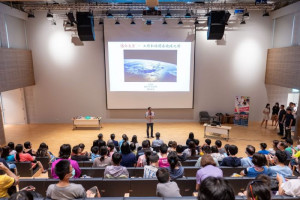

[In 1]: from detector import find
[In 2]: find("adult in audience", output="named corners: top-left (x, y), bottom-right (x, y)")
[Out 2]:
top-left (120, 142), bottom-right (136, 167)
top-left (137, 149), bottom-right (152, 167)
top-left (130, 135), bottom-right (139, 151)
top-left (167, 152), bottom-right (184, 180)
top-left (183, 141), bottom-right (198, 157)
top-left (0, 162), bottom-right (19, 198)
top-left (98, 133), bottom-right (104, 143)
top-left (158, 144), bottom-right (170, 168)
top-left (15, 144), bottom-right (46, 173)
top-left (282, 108), bottom-right (294, 139)
top-left (195, 146), bottom-right (219, 167)
top-left (107, 142), bottom-right (115, 157)
top-left (91, 146), bottom-right (100, 161)
top-left (186, 132), bottom-right (195, 146)
top-left (246, 180), bottom-right (271, 200)
top-left (176, 145), bottom-right (187, 162)
top-left (268, 150), bottom-right (292, 177)
top-left (156, 168), bottom-right (181, 197)
top-left (215, 140), bottom-right (226, 154)
top-left (196, 154), bottom-right (223, 191)
top-left (278, 105), bottom-right (286, 136)
top-left (198, 177), bottom-right (235, 200)
top-left (258, 143), bottom-right (270, 155)
top-left (271, 102), bottom-right (280, 126)
top-left (152, 132), bottom-right (164, 147)
top-left (241, 145), bottom-right (255, 167)
top-left (241, 153), bottom-right (268, 177)
top-left (36, 142), bottom-right (56, 162)
top-left (277, 141), bottom-right (291, 160)
top-left (51, 144), bottom-right (81, 179)
top-left (104, 153), bottom-right (129, 178)
top-left (119, 134), bottom-right (129, 150)
top-left (71, 145), bottom-right (89, 161)
top-left (144, 154), bottom-right (159, 178)
top-left (261, 103), bottom-right (270, 128)
top-left (277, 172), bottom-right (300, 197)
top-left (47, 160), bottom-right (92, 199)
top-left (7, 142), bottom-right (16, 156)
top-left (145, 107), bottom-right (155, 138)
top-left (107, 133), bottom-right (119, 149)
top-left (136, 140), bottom-right (151, 159)
top-left (220, 145), bottom-right (241, 167)
top-left (211, 145), bottom-right (225, 162)
top-left (23, 141), bottom-right (36, 156)
top-left (93, 146), bottom-right (112, 167)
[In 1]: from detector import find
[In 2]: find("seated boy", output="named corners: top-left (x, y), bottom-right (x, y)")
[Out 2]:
top-left (71, 145), bottom-right (89, 161)
top-left (104, 153), bottom-right (129, 178)
top-left (46, 159), bottom-right (88, 200)
top-left (144, 154), bottom-right (159, 178)
top-left (156, 168), bottom-right (181, 197)
top-left (220, 145), bottom-right (241, 167)
top-left (0, 162), bottom-right (19, 198)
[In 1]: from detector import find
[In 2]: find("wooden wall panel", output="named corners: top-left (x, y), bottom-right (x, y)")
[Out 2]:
top-left (0, 48), bottom-right (35, 92)
top-left (0, 106), bottom-right (6, 145)
top-left (265, 46), bottom-right (300, 89)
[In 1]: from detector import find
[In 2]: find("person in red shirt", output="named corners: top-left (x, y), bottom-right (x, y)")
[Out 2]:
top-left (15, 144), bottom-right (47, 173)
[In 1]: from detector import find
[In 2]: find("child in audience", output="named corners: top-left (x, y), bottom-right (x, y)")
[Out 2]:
top-left (156, 168), bottom-right (181, 197)
top-left (130, 135), bottom-right (139, 151)
top-left (198, 177), bottom-right (234, 200)
top-left (130, 143), bottom-right (137, 155)
top-left (7, 142), bottom-right (16, 156)
top-left (195, 146), bottom-right (219, 167)
top-left (137, 140), bottom-right (151, 159)
top-left (47, 160), bottom-right (95, 199)
top-left (23, 141), bottom-right (36, 156)
top-left (220, 145), bottom-right (241, 167)
top-left (144, 154), bottom-right (159, 178)
top-left (91, 146), bottom-right (100, 161)
top-left (0, 162), bottom-right (19, 198)
top-left (268, 150), bottom-right (292, 177)
top-left (158, 144), bottom-right (170, 168)
top-left (194, 139), bottom-right (200, 154)
top-left (51, 144), bottom-right (81, 179)
top-left (241, 145), bottom-right (255, 167)
top-left (269, 140), bottom-right (279, 155)
top-left (78, 143), bottom-right (89, 156)
top-left (241, 153), bottom-right (268, 177)
top-left (152, 132), bottom-right (164, 147)
top-left (137, 149), bottom-right (152, 167)
top-left (204, 139), bottom-right (211, 146)
top-left (168, 141), bottom-right (177, 152)
top-left (277, 171), bottom-right (300, 197)
top-left (167, 152), bottom-right (184, 180)
top-left (107, 133), bottom-right (119, 149)
top-left (71, 145), bottom-right (89, 161)
top-left (121, 142), bottom-right (137, 167)
top-left (104, 153), bottom-right (129, 178)
top-left (107, 142), bottom-right (115, 157)
top-left (183, 141), bottom-right (198, 157)
top-left (215, 140), bottom-right (226, 154)
top-left (246, 180), bottom-right (271, 200)
top-left (211, 145), bottom-right (225, 161)
top-left (224, 144), bottom-right (230, 157)
top-left (285, 138), bottom-right (293, 155)
top-left (258, 143), bottom-right (270, 155)
top-left (176, 145), bottom-right (187, 162)
top-left (196, 154), bottom-right (223, 191)
top-left (119, 134), bottom-right (128, 149)
top-left (36, 142), bottom-right (56, 162)
top-left (93, 146), bottom-right (112, 167)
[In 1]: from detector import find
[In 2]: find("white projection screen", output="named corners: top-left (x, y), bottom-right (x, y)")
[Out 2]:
top-left (104, 18), bottom-right (195, 109)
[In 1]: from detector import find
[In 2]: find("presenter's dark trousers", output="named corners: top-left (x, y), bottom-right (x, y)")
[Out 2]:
top-left (285, 128), bottom-right (291, 139)
top-left (279, 123), bottom-right (284, 135)
top-left (147, 123), bottom-right (154, 137)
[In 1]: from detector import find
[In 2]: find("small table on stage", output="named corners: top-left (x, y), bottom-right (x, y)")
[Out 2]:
top-left (204, 123), bottom-right (231, 141)
top-left (72, 116), bottom-right (102, 130)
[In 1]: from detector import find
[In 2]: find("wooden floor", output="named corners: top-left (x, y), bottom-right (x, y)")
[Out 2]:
top-left (4, 121), bottom-right (282, 158)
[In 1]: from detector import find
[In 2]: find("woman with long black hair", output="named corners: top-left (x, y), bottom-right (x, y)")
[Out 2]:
top-left (167, 152), bottom-right (184, 180)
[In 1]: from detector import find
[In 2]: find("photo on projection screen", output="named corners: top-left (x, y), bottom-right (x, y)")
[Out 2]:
top-left (104, 19), bottom-right (195, 109)
top-left (124, 50), bottom-right (177, 82)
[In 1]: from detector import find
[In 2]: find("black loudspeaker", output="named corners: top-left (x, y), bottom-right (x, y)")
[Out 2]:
top-left (207, 10), bottom-right (226, 40)
top-left (76, 12), bottom-right (95, 41)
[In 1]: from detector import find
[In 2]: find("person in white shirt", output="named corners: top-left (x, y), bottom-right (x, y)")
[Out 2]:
top-left (145, 107), bottom-right (155, 138)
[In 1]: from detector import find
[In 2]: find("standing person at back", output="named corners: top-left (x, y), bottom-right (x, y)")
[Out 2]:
top-left (261, 104), bottom-right (270, 128)
top-left (152, 132), bottom-right (164, 147)
top-left (278, 105), bottom-right (286, 136)
top-left (145, 107), bottom-right (155, 138)
top-left (271, 102), bottom-right (280, 126)
top-left (282, 108), bottom-right (294, 140)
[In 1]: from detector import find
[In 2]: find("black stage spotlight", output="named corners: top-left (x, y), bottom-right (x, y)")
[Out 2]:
top-left (47, 10), bottom-right (53, 20)
top-left (146, 20), bottom-right (152, 25)
top-left (99, 18), bottom-right (103, 25)
top-left (130, 18), bottom-right (136, 25)
top-left (107, 11), bottom-right (113, 18)
top-left (163, 18), bottom-right (167, 24)
top-left (240, 16), bottom-right (246, 24)
top-left (185, 9), bottom-right (191, 18)
top-left (178, 18), bottom-right (183, 24)
top-left (66, 11), bottom-right (76, 26)
top-left (205, 9), bottom-right (210, 17)
top-left (194, 18), bottom-right (199, 25)
top-left (115, 18), bottom-right (120, 25)
top-left (127, 10), bottom-right (133, 18)
top-left (28, 10), bottom-right (35, 18)
top-left (263, 9), bottom-right (269, 16)
top-left (165, 9), bottom-right (172, 18)
top-left (243, 9), bottom-right (250, 17)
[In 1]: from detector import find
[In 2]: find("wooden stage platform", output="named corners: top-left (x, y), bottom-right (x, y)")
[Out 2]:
top-left (3, 122), bottom-right (282, 158)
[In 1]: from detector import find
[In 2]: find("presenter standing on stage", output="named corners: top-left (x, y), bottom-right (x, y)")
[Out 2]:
top-left (145, 107), bottom-right (155, 138)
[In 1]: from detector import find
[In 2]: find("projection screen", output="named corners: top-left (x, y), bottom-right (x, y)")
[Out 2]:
top-left (104, 18), bottom-right (195, 109)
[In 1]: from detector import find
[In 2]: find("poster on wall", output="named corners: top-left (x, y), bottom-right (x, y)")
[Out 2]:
top-left (234, 96), bottom-right (250, 126)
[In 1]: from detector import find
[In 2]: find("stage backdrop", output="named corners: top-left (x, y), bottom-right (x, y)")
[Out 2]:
top-left (234, 96), bottom-right (250, 126)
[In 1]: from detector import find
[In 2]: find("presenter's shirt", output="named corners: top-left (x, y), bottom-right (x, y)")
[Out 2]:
top-left (145, 111), bottom-right (155, 123)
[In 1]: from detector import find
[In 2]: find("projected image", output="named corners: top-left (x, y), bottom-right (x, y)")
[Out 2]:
top-left (124, 50), bottom-right (177, 82)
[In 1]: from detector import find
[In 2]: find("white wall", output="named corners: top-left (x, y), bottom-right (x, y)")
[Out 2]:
top-left (24, 10), bottom-right (273, 123)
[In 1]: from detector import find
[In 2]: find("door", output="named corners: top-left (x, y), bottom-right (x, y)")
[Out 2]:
top-left (0, 88), bottom-right (27, 124)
